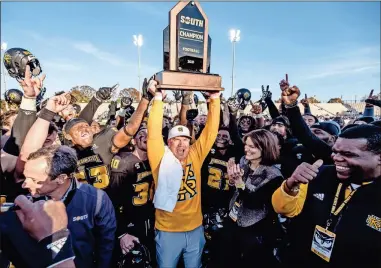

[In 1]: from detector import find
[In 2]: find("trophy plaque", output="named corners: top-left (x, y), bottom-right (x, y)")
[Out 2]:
top-left (157, 1), bottom-right (224, 91)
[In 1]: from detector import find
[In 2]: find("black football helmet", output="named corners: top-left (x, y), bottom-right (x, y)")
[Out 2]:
top-left (3, 48), bottom-right (42, 80)
top-left (121, 96), bottom-right (133, 108)
top-left (117, 243), bottom-right (152, 268)
top-left (235, 88), bottom-right (251, 110)
top-left (4, 89), bottom-right (23, 108)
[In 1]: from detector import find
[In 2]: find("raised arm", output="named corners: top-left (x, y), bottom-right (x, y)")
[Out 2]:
top-left (147, 92), bottom-right (165, 176)
top-left (3, 65), bottom-right (45, 157)
top-left (111, 79), bottom-right (151, 151)
top-left (19, 94), bottom-right (70, 162)
top-left (179, 91), bottom-right (193, 126)
top-left (191, 92), bottom-right (220, 162)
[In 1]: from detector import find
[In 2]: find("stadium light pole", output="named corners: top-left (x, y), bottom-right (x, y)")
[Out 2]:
top-left (1, 42), bottom-right (7, 92)
top-left (230, 29), bottom-right (240, 97)
top-left (133, 34), bottom-right (143, 90)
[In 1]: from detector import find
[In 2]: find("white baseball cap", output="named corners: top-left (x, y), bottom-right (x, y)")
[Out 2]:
top-left (168, 125), bottom-right (191, 140)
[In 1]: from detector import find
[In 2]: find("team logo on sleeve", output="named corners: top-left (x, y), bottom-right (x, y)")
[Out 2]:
top-left (178, 163), bottom-right (197, 201)
top-left (366, 215), bottom-right (381, 232)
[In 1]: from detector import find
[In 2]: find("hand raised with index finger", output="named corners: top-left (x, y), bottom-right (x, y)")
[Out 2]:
top-left (19, 65), bottom-right (46, 98)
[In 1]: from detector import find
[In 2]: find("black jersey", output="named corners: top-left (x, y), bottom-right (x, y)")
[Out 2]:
top-left (73, 127), bottom-right (117, 189)
top-left (108, 152), bottom-right (154, 238)
top-left (201, 146), bottom-right (241, 211)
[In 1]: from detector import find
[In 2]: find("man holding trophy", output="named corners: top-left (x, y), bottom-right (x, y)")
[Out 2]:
top-left (147, 1), bottom-right (223, 267)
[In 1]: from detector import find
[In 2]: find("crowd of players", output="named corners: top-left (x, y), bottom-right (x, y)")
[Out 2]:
top-left (0, 54), bottom-right (381, 268)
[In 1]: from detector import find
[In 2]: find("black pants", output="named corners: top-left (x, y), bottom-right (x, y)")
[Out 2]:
top-left (209, 218), bottom-right (278, 268)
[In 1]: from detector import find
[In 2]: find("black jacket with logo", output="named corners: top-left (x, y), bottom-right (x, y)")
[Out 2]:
top-left (283, 166), bottom-right (381, 267)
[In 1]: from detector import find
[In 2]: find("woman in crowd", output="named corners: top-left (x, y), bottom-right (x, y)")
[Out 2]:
top-left (211, 129), bottom-right (283, 267)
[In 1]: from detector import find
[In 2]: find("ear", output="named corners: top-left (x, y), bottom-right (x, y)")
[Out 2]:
top-left (56, 174), bottom-right (68, 185)
top-left (65, 133), bottom-right (72, 141)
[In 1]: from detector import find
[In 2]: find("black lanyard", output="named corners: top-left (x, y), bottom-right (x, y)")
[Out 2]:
top-left (325, 183), bottom-right (357, 230)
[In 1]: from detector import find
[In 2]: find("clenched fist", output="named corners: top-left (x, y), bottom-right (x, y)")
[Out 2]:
top-left (285, 160), bottom-right (323, 195)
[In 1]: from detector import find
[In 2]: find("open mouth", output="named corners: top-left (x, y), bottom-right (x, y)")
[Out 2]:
top-left (336, 165), bottom-right (350, 171)
top-left (81, 132), bottom-right (90, 138)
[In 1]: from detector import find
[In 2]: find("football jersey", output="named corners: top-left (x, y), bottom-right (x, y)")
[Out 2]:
top-left (73, 127), bottom-right (117, 189)
top-left (109, 152), bottom-right (154, 236)
top-left (201, 145), bottom-right (241, 211)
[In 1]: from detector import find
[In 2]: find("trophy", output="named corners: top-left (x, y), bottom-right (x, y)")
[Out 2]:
top-left (156, 1), bottom-right (224, 91)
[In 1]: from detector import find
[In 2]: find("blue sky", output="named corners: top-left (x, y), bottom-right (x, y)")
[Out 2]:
top-left (1, 1), bottom-right (380, 101)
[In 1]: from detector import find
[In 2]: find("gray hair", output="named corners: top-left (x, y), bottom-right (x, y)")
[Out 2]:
top-left (27, 145), bottom-right (78, 179)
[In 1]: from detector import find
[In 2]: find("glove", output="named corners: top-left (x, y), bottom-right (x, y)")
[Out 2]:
top-left (261, 85), bottom-right (272, 101)
top-left (142, 77), bottom-right (154, 101)
top-left (96, 86), bottom-right (113, 101)
top-left (173, 90), bottom-right (182, 103)
top-left (121, 97), bottom-right (133, 108)
top-left (365, 98), bottom-right (381, 108)
top-left (181, 91), bottom-right (193, 105)
top-left (186, 109), bottom-right (199, 121)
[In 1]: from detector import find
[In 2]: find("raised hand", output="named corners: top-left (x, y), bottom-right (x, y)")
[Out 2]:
top-left (280, 74), bottom-right (300, 105)
top-left (45, 93), bottom-right (71, 113)
top-left (261, 85), bottom-right (272, 100)
top-left (201, 91), bottom-right (221, 100)
top-left (279, 73), bottom-right (289, 91)
top-left (147, 76), bottom-right (167, 100)
top-left (365, 89), bottom-right (376, 107)
top-left (19, 65), bottom-right (46, 98)
top-left (173, 90), bottom-right (182, 102)
top-left (300, 94), bottom-right (309, 106)
top-left (227, 96), bottom-right (239, 114)
top-left (142, 77), bottom-right (154, 101)
top-left (96, 84), bottom-right (118, 101)
top-left (181, 91), bottom-right (193, 105)
top-left (250, 101), bottom-right (263, 114)
top-left (285, 160), bottom-right (323, 195)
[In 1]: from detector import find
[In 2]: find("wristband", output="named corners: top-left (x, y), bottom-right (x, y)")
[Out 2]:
top-left (123, 127), bottom-right (134, 138)
top-left (284, 180), bottom-right (300, 194)
top-left (38, 228), bottom-right (75, 268)
top-left (20, 96), bottom-right (37, 111)
top-left (38, 108), bottom-right (57, 122)
top-left (236, 181), bottom-right (245, 190)
top-left (284, 100), bottom-right (298, 109)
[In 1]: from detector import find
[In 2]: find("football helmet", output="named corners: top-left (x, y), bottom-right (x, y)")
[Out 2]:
top-left (4, 88), bottom-right (23, 105)
top-left (235, 88), bottom-right (251, 110)
top-left (117, 243), bottom-right (152, 268)
top-left (121, 96), bottom-right (133, 108)
top-left (3, 48), bottom-right (42, 80)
